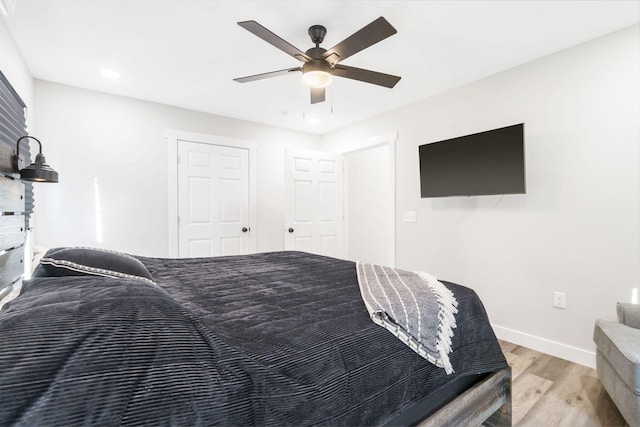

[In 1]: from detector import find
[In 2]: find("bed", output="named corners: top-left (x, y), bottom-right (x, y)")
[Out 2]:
top-left (0, 244), bottom-right (511, 426)
top-left (0, 71), bottom-right (510, 426)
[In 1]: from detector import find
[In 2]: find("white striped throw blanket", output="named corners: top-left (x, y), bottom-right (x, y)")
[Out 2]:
top-left (356, 262), bottom-right (459, 374)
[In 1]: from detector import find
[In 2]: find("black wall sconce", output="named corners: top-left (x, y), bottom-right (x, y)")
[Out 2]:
top-left (14, 136), bottom-right (59, 183)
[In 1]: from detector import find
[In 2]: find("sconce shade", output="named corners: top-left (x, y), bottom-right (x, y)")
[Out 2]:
top-left (14, 136), bottom-right (59, 183)
top-left (20, 153), bottom-right (59, 182)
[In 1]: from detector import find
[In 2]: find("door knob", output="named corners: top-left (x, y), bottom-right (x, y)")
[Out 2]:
top-left (242, 227), bottom-right (249, 233)
top-left (288, 228), bottom-right (294, 233)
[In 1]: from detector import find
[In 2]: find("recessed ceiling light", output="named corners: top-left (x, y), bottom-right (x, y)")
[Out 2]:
top-left (100, 68), bottom-right (120, 80)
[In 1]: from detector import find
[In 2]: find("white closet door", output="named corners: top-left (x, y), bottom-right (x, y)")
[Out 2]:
top-left (178, 140), bottom-right (250, 257)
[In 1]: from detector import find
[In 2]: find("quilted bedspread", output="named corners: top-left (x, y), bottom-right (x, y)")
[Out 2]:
top-left (0, 251), bottom-right (507, 426)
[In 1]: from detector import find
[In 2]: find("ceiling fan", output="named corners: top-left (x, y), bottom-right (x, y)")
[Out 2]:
top-left (234, 17), bottom-right (401, 104)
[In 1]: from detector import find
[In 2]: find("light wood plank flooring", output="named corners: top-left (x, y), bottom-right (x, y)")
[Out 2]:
top-left (499, 340), bottom-right (628, 427)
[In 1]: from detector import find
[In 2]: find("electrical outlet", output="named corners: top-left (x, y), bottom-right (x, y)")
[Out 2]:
top-left (403, 211), bottom-right (417, 223)
top-left (553, 291), bottom-right (566, 309)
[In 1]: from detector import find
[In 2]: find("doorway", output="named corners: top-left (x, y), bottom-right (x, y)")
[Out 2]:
top-left (344, 143), bottom-right (394, 265)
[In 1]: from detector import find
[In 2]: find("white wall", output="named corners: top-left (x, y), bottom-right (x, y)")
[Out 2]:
top-left (0, 17), bottom-right (33, 131)
top-left (33, 81), bottom-right (321, 256)
top-left (322, 25), bottom-right (640, 366)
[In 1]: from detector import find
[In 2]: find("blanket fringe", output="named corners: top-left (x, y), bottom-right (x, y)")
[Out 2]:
top-left (417, 272), bottom-right (459, 375)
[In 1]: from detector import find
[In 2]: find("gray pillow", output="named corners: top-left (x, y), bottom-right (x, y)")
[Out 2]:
top-left (34, 247), bottom-right (154, 283)
top-left (616, 302), bottom-right (640, 330)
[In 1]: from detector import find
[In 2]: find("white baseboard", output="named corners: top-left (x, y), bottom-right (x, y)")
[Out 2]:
top-left (492, 324), bottom-right (596, 369)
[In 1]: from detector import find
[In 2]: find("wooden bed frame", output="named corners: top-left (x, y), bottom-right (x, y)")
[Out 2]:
top-left (0, 171), bottom-right (25, 304)
top-left (1, 69), bottom-right (28, 306)
top-left (418, 367), bottom-right (511, 426)
top-left (0, 74), bottom-right (511, 427)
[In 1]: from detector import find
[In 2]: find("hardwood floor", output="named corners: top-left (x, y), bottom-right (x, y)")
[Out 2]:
top-left (499, 340), bottom-right (628, 427)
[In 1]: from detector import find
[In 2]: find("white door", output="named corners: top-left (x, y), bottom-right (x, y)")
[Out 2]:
top-left (178, 140), bottom-right (250, 257)
top-left (285, 149), bottom-right (344, 258)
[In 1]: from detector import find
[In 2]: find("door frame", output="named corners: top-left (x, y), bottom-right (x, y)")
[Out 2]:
top-left (166, 128), bottom-right (257, 257)
top-left (333, 132), bottom-right (397, 266)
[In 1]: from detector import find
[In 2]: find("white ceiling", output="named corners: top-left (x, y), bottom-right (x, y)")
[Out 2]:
top-left (3, 0), bottom-right (639, 135)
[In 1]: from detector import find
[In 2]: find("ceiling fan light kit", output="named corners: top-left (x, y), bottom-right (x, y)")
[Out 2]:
top-left (302, 63), bottom-right (332, 88)
top-left (234, 17), bottom-right (401, 104)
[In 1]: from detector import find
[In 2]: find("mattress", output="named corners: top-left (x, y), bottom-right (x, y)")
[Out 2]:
top-left (0, 251), bottom-right (507, 426)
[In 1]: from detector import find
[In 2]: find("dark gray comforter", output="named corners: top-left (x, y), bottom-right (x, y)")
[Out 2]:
top-left (0, 251), bottom-right (506, 426)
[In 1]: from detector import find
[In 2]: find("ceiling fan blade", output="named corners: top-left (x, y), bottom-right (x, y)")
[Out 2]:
top-left (238, 20), bottom-right (311, 62)
top-left (322, 17), bottom-right (397, 64)
top-left (234, 67), bottom-right (301, 83)
top-left (310, 87), bottom-right (325, 104)
top-left (333, 65), bottom-right (401, 88)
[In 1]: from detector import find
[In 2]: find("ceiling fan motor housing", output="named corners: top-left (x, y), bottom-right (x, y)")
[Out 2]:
top-left (305, 46), bottom-right (327, 60)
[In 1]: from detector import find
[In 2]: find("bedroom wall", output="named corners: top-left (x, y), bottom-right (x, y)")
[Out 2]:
top-left (321, 25), bottom-right (640, 366)
top-left (32, 81), bottom-right (321, 256)
top-left (0, 17), bottom-right (33, 129)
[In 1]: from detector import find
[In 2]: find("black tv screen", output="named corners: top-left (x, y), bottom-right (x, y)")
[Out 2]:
top-left (419, 123), bottom-right (525, 198)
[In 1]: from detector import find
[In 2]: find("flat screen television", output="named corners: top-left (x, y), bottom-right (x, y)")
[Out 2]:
top-left (419, 123), bottom-right (525, 198)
